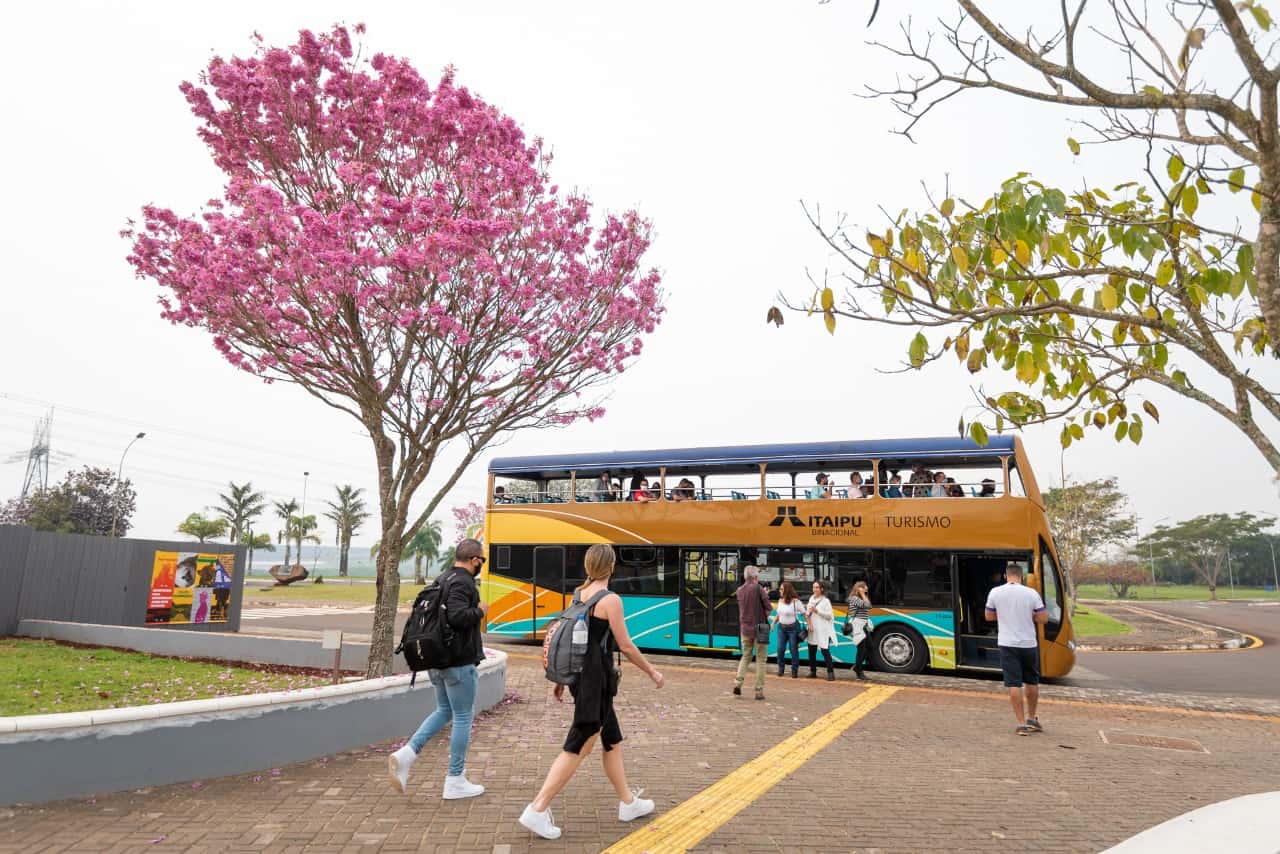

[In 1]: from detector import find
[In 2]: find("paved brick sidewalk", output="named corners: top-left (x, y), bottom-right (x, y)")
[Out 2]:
top-left (3, 652), bottom-right (1278, 853)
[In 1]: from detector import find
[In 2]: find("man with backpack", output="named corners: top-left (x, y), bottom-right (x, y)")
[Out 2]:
top-left (388, 538), bottom-right (489, 799)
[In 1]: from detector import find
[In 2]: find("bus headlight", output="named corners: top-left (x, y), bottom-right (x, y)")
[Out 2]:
top-left (1066, 639), bottom-right (1076, 651)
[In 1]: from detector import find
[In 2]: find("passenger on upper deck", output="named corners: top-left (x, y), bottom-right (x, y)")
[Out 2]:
top-left (979, 478), bottom-right (997, 497)
top-left (494, 485), bottom-right (509, 503)
top-left (595, 472), bottom-right (614, 502)
top-left (848, 472), bottom-right (867, 499)
top-left (629, 476), bottom-right (652, 503)
top-left (945, 478), bottom-right (965, 498)
top-left (670, 479), bottom-right (696, 501)
top-left (805, 473), bottom-right (832, 500)
top-left (930, 471), bottom-right (948, 498)
top-left (883, 473), bottom-right (904, 498)
top-left (907, 463), bottom-right (933, 497)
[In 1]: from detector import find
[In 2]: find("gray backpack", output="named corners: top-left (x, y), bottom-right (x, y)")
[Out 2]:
top-left (541, 589), bottom-right (612, 685)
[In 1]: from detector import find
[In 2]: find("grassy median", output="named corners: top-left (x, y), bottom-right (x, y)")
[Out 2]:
top-left (1070, 606), bottom-right (1132, 638)
top-left (242, 578), bottom-right (421, 605)
top-left (1075, 583), bottom-right (1279, 602)
top-left (0, 639), bottom-right (330, 717)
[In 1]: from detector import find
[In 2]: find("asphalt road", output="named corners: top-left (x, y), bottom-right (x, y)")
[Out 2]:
top-left (240, 598), bottom-right (1280, 700)
top-left (1070, 600), bottom-right (1280, 700)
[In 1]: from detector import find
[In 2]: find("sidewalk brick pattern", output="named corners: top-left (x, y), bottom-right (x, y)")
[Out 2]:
top-left (2, 651), bottom-right (1278, 853)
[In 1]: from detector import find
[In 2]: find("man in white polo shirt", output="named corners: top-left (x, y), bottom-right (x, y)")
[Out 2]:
top-left (985, 562), bottom-right (1048, 736)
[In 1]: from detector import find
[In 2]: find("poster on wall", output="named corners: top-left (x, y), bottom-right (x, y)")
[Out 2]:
top-left (146, 551), bottom-right (235, 624)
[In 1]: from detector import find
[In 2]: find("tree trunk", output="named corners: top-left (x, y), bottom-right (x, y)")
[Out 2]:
top-left (247, 545), bottom-right (255, 575)
top-left (368, 540), bottom-right (404, 677)
top-left (414, 554), bottom-right (425, 586)
top-left (1209, 583), bottom-right (1217, 600)
top-left (339, 537), bottom-right (349, 577)
top-left (284, 542), bottom-right (292, 568)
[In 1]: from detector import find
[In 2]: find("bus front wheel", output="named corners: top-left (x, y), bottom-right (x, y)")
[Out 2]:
top-left (870, 625), bottom-right (928, 674)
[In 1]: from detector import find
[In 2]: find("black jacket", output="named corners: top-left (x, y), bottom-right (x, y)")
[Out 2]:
top-left (441, 565), bottom-right (485, 667)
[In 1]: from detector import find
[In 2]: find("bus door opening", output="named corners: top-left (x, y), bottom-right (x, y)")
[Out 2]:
top-left (533, 546), bottom-right (566, 634)
top-left (679, 549), bottom-right (742, 650)
top-left (955, 552), bottom-right (1031, 668)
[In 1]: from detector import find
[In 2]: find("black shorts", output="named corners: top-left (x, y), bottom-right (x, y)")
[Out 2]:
top-left (563, 703), bottom-right (623, 754)
top-left (998, 645), bottom-right (1040, 688)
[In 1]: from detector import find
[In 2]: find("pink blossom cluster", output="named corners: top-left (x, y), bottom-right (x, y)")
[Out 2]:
top-left (452, 502), bottom-right (485, 537)
top-left (125, 24), bottom-right (663, 428)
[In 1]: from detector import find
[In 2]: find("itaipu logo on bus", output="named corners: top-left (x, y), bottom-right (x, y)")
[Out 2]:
top-left (769, 506), bottom-right (862, 536)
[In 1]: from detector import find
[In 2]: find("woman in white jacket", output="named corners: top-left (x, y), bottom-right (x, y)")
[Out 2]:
top-left (805, 579), bottom-right (837, 680)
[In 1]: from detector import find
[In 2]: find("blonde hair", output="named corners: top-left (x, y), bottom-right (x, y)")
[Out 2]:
top-left (576, 544), bottom-right (617, 592)
top-left (853, 580), bottom-right (869, 596)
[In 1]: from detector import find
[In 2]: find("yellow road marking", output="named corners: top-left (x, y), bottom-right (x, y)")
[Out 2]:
top-left (603, 685), bottom-right (897, 854)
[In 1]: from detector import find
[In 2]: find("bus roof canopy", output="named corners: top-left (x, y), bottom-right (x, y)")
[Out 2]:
top-left (488, 436), bottom-right (1018, 478)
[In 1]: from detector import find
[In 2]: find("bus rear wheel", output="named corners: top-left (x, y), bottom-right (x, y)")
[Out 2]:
top-left (869, 625), bottom-right (928, 674)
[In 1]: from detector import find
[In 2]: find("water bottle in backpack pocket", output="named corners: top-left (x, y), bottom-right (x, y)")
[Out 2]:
top-left (542, 589), bottom-right (612, 686)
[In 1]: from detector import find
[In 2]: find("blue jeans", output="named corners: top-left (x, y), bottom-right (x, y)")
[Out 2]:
top-left (776, 622), bottom-right (801, 675)
top-left (408, 664), bottom-right (477, 776)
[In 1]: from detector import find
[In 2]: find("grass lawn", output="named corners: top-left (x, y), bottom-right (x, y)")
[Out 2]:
top-left (1075, 583), bottom-right (1280, 602)
top-left (243, 578), bottom-right (421, 605)
top-left (0, 639), bottom-right (329, 717)
top-left (1071, 606), bottom-right (1132, 638)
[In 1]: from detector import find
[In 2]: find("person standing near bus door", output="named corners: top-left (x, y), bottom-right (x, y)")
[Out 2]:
top-left (984, 562), bottom-right (1049, 735)
top-left (846, 581), bottom-right (873, 680)
top-left (774, 581), bottom-right (803, 678)
top-left (805, 580), bottom-right (836, 681)
top-left (733, 565), bottom-right (772, 700)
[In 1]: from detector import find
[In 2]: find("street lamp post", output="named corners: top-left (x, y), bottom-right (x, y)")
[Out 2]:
top-left (1147, 515), bottom-right (1170, 598)
top-left (1226, 543), bottom-right (1236, 598)
top-left (1270, 538), bottom-right (1279, 594)
top-left (300, 471), bottom-right (310, 570)
top-left (109, 432), bottom-right (146, 538)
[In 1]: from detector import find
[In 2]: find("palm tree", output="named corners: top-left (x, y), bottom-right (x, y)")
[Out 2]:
top-left (406, 520), bottom-right (443, 585)
top-left (217, 481), bottom-right (267, 543)
top-left (273, 498), bottom-right (299, 567)
top-left (323, 485), bottom-right (369, 577)
top-left (240, 531), bottom-right (274, 575)
top-left (286, 513), bottom-right (321, 570)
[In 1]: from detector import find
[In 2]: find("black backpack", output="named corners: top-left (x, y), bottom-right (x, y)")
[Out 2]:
top-left (395, 575), bottom-right (457, 685)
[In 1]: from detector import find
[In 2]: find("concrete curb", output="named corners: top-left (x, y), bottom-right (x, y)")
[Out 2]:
top-left (1075, 602), bottom-right (1251, 652)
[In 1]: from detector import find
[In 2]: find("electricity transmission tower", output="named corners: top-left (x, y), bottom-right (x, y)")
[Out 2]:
top-left (20, 410), bottom-right (53, 498)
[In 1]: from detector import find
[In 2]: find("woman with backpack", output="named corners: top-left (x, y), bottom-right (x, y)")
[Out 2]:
top-left (519, 544), bottom-right (666, 841)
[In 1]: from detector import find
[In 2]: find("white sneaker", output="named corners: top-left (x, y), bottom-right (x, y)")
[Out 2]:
top-left (519, 804), bottom-right (562, 840)
top-left (618, 788), bottom-right (655, 822)
top-left (387, 745), bottom-right (416, 793)
top-left (442, 772), bottom-right (484, 800)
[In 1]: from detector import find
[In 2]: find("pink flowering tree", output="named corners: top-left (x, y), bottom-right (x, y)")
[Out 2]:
top-left (125, 25), bottom-right (663, 676)
top-left (451, 502), bottom-right (485, 539)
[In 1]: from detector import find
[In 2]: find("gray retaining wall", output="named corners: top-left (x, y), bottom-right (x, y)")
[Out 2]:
top-left (18, 620), bottom-right (390, 672)
top-left (0, 652), bottom-right (507, 806)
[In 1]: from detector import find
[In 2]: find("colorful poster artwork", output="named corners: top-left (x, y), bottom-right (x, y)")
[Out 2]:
top-left (146, 551), bottom-right (235, 625)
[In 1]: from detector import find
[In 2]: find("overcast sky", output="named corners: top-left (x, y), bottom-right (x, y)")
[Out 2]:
top-left (2, 0), bottom-right (1276, 545)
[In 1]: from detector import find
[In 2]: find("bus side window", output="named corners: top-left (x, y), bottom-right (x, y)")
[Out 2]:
top-left (503, 546), bottom-right (534, 584)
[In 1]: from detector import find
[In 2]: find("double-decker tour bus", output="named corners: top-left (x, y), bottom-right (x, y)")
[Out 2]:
top-left (479, 436), bottom-right (1074, 677)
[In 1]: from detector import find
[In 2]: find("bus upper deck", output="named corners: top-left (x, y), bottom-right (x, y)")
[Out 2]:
top-left (481, 436), bottom-right (1074, 678)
